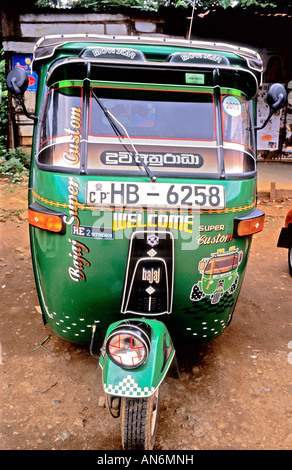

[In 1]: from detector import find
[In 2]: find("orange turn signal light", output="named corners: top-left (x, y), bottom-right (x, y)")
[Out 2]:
top-left (28, 203), bottom-right (66, 234)
top-left (234, 209), bottom-right (265, 238)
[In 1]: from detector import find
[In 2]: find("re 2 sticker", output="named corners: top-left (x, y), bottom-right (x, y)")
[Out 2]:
top-left (72, 224), bottom-right (113, 240)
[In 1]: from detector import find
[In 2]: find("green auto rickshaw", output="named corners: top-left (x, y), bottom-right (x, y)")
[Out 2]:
top-left (6, 35), bottom-right (286, 450)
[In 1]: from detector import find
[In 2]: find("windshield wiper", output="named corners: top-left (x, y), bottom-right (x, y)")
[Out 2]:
top-left (90, 88), bottom-right (156, 182)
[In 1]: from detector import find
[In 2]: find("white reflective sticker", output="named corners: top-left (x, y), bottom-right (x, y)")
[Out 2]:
top-left (222, 95), bottom-right (242, 117)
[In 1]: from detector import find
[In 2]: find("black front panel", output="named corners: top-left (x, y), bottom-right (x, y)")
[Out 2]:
top-left (121, 231), bottom-right (174, 315)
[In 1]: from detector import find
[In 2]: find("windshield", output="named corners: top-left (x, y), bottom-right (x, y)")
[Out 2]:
top-left (221, 94), bottom-right (255, 174)
top-left (38, 85), bottom-right (83, 168)
top-left (89, 88), bottom-right (215, 140)
top-left (87, 87), bottom-right (217, 175)
top-left (37, 83), bottom-right (255, 176)
top-left (204, 253), bottom-right (240, 275)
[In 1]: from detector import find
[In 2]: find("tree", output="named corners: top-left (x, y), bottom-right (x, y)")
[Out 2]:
top-left (0, 49), bottom-right (8, 153)
top-left (32, 0), bottom-right (292, 11)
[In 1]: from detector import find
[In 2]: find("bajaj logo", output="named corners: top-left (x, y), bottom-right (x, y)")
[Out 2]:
top-left (142, 267), bottom-right (161, 284)
top-left (146, 234), bottom-right (159, 247)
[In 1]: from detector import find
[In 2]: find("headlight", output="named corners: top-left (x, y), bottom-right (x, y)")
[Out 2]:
top-left (106, 323), bottom-right (151, 369)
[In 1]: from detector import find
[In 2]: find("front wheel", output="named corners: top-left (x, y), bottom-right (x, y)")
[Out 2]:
top-left (289, 245), bottom-right (292, 276)
top-left (120, 388), bottom-right (159, 450)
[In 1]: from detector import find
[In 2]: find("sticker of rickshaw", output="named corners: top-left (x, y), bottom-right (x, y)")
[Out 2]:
top-left (190, 246), bottom-right (243, 305)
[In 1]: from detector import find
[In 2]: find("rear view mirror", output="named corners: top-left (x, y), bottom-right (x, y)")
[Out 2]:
top-left (6, 68), bottom-right (37, 122)
top-left (255, 82), bottom-right (287, 131)
top-left (267, 83), bottom-right (287, 113)
top-left (6, 68), bottom-right (29, 98)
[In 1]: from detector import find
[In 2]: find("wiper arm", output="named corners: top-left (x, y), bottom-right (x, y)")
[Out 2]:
top-left (90, 88), bottom-right (156, 182)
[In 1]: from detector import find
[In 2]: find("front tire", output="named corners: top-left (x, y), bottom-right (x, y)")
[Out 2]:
top-left (120, 388), bottom-right (159, 450)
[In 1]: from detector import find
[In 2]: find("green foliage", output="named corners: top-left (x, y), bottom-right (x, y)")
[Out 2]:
top-left (0, 49), bottom-right (30, 181)
top-left (174, 0), bottom-right (233, 7)
top-left (0, 48), bottom-right (8, 154)
top-left (0, 147), bottom-right (30, 182)
top-left (35, 0), bottom-right (172, 10)
top-left (34, 0), bottom-right (292, 10)
top-left (238, 0), bottom-right (292, 6)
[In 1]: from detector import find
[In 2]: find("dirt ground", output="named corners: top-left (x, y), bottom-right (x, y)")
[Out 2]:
top-left (0, 178), bottom-right (292, 452)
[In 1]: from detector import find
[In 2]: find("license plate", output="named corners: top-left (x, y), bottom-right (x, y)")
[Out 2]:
top-left (86, 181), bottom-right (225, 209)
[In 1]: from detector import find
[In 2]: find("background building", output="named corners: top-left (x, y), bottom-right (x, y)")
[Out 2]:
top-left (1, 5), bottom-right (292, 158)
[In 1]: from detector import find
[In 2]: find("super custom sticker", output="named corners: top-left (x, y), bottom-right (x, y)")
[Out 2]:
top-left (63, 106), bottom-right (82, 166)
top-left (64, 177), bottom-right (91, 282)
top-left (190, 246), bottom-right (242, 305)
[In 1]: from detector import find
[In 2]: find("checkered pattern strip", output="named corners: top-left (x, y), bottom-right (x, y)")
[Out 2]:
top-left (183, 293), bottom-right (235, 315)
top-left (104, 374), bottom-right (155, 397)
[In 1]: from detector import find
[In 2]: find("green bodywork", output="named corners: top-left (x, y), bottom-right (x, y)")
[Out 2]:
top-left (29, 169), bottom-right (255, 343)
top-left (100, 319), bottom-right (175, 397)
top-left (25, 36), bottom-right (263, 396)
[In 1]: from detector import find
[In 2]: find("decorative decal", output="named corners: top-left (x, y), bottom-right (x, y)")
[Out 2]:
top-left (71, 225), bottom-right (113, 240)
top-left (169, 52), bottom-right (230, 65)
top-left (142, 265), bottom-right (161, 284)
top-left (81, 47), bottom-right (146, 62)
top-left (63, 106), bottom-right (82, 165)
top-left (91, 48), bottom-right (138, 59)
top-left (190, 246), bottom-right (242, 305)
top-left (64, 176), bottom-right (81, 227)
top-left (121, 231), bottom-right (174, 315)
top-left (31, 189), bottom-right (256, 215)
top-left (113, 212), bottom-right (193, 234)
top-left (196, 232), bottom-right (233, 246)
top-left (147, 248), bottom-right (157, 258)
top-left (199, 224), bottom-right (225, 231)
top-left (222, 96), bottom-right (242, 117)
top-left (147, 234), bottom-right (159, 247)
top-left (104, 375), bottom-right (155, 397)
top-left (100, 151), bottom-right (204, 169)
top-left (197, 223), bottom-right (233, 245)
top-left (68, 238), bottom-right (90, 282)
top-left (63, 177), bottom-right (90, 281)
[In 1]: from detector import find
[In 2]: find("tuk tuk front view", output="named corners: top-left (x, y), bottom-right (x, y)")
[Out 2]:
top-left (6, 35), bottom-right (286, 450)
